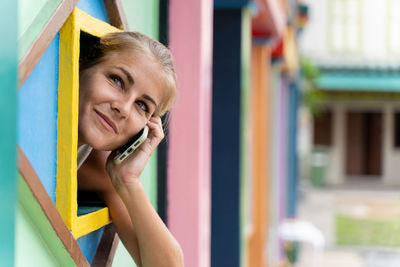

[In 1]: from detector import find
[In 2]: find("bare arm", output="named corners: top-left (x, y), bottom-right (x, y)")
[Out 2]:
top-left (78, 116), bottom-right (183, 267)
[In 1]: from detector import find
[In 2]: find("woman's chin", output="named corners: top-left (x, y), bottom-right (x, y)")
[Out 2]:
top-left (79, 129), bottom-right (117, 151)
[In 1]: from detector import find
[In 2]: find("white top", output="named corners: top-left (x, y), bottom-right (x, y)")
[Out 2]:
top-left (77, 144), bottom-right (93, 170)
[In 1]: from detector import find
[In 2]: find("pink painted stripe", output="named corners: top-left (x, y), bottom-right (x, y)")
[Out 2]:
top-left (168, 1), bottom-right (213, 267)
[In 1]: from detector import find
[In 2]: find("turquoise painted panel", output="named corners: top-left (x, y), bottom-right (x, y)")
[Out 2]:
top-left (317, 73), bottom-right (400, 91)
top-left (0, 1), bottom-right (17, 266)
top-left (18, 34), bottom-right (59, 203)
top-left (77, 0), bottom-right (109, 22)
top-left (18, 0), bottom-right (62, 60)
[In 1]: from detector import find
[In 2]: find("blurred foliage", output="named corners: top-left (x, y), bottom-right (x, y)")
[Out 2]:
top-left (300, 57), bottom-right (325, 115)
top-left (301, 57), bottom-right (320, 80)
top-left (336, 215), bottom-right (400, 247)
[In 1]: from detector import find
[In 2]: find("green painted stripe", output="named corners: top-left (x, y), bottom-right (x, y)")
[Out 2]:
top-left (0, 1), bottom-right (17, 265)
top-left (140, 152), bottom-right (157, 207)
top-left (17, 175), bottom-right (76, 267)
top-left (18, 0), bottom-right (62, 60)
top-left (113, 2), bottom-right (160, 265)
top-left (317, 73), bottom-right (400, 91)
top-left (120, 0), bottom-right (160, 207)
top-left (121, 0), bottom-right (159, 39)
top-left (240, 8), bottom-right (251, 267)
top-left (15, 206), bottom-right (60, 267)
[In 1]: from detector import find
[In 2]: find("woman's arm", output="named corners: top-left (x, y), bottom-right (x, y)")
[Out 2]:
top-left (78, 150), bottom-right (143, 264)
top-left (78, 116), bottom-right (183, 267)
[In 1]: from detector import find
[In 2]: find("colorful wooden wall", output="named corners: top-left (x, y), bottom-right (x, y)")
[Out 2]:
top-left (11, 0), bottom-right (302, 266)
top-left (16, 0), bottom-right (130, 265)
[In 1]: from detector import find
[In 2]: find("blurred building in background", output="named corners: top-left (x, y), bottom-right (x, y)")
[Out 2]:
top-left (300, 0), bottom-right (400, 186)
top-left (2, 0), bottom-right (306, 266)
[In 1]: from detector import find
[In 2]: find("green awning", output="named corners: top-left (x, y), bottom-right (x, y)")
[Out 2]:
top-left (317, 72), bottom-right (400, 92)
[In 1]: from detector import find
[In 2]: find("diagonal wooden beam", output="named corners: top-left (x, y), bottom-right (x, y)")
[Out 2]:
top-left (92, 224), bottom-right (120, 267)
top-left (18, 0), bottom-right (79, 88)
top-left (18, 146), bottom-right (89, 267)
top-left (104, 0), bottom-right (129, 31)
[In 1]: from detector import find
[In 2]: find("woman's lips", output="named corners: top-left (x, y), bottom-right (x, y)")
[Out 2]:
top-left (94, 110), bottom-right (118, 134)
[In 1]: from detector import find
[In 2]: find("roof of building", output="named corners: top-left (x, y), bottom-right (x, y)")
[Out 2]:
top-left (316, 66), bottom-right (400, 92)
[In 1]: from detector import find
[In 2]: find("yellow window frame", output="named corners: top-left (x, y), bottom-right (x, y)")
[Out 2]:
top-left (57, 8), bottom-right (121, 239)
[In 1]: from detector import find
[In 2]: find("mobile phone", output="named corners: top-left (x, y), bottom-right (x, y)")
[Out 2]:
top-left (113, 126), bottom-right (149, 164)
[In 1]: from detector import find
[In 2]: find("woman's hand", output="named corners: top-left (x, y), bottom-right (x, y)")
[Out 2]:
top-left (105, 116), bottom-right (164, 193)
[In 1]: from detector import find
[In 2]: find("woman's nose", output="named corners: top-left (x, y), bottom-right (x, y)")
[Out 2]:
top-left (111, 99), bottom-right (131, 118)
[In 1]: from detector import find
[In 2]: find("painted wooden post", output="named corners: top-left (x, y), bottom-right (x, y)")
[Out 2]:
top-left (248, 45), bottom-right (272, 267)
top-left (279, 77), bottom-right (289, 222)
top-left (287, 82), bottom-right (299, 217)
top-left (211, 3), bottom-right (251, 266)
top-left (251, 2), bottom-right (286, 265)
top-left (0, 1), bottom-right (17, 266)
top-left (168, 0), bottom-right (214, 266)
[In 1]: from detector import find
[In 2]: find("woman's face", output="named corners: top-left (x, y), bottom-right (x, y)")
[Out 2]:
top-left (78, 50), bottom-right (165, 150)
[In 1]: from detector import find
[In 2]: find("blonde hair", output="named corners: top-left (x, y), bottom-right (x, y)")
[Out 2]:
top-left (80, 32), bottom-right (177, 116)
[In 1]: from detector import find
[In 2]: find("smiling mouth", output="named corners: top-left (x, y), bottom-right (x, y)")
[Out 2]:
top-left (94, 110), bottom-right (118, 134)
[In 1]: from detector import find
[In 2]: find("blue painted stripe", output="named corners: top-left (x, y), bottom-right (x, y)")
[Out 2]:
top-left (211, 9), bottom-right (242, 267)
top-left (18, 34), bottom-right (59, 203)
top-left (77, 0), bottom-right (109, 23)
top-left (77, 226), bottom-right (104, 264)
top-left (287, 82), bottom-right (299, 217)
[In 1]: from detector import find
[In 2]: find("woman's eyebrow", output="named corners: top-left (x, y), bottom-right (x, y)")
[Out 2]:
top-left (143, 94), bottom-right (158, 108)
top-left (115, 66), bottom-right (134, 85)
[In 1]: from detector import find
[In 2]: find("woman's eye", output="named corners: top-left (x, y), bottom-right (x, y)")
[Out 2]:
top-left (136, 101), bottom-right (149, 113)
top-left (110, 75), bottom-right (123, 88)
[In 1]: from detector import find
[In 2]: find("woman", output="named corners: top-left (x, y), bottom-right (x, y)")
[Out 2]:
top-left (77, 32), bottom-right (183, 267)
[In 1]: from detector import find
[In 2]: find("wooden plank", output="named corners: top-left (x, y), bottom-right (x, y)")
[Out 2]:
top-left (247, 45), bottom-right (271, 267)
top-left (104, 0), bottom-right (129, 30)
top-left (168, 0), bottom-right (213, 267)
top-left (18, 0), bottom-right (62, 61)
top-left (74, 208), bottom-right (110, 238)
top-left (18, 147), bottom-right (89, 267)
top-left (211, 8), bottom-right (251, 267)
top-left (19, 0), bottom-right (79, 87)
top-left (92, 224), bottom-right (120, 267)
top-left (57, 8), bottom-right (80, 230)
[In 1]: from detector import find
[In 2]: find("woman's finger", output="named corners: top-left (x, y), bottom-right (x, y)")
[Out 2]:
top-left (147, 117), bottom-right (164, 137)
